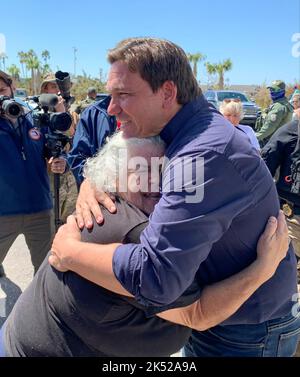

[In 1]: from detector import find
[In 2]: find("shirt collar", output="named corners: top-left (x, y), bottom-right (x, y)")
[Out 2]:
top-left (160, 95), bottom-right (209, 146)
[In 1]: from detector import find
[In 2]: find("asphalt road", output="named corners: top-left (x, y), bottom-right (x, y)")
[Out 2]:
top-left (0, 235), bottom-right (33, 326)
top-left (0, 235), bottom-right (182, 356)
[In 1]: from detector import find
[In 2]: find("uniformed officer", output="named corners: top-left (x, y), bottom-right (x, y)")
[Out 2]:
top-left (255, 80), bottom-right (293, 146)
top-left (74, 87), bottom-right (97, 115)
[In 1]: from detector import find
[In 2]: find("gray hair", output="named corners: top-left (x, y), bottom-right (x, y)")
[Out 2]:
top-left (83, 131), bottom-right (165, 193)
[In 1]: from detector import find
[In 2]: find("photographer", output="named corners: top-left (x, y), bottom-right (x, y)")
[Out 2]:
top-left (40, 73), bottom-right (78, 224)
top-left (0, 70), bottom-right (62, 277)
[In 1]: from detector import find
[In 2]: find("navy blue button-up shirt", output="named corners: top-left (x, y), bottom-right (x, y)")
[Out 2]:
top-left (113, 95), bottom-right (297, 325)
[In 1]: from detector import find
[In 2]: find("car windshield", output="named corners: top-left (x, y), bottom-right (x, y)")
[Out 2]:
top-left (15, 90), bottom-right (27, 96)
top-left (217, 92), bottom-right (249, 102)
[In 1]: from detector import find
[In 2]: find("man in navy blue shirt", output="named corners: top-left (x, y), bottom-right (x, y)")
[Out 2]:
top-left (49, 38), bottom-right (300, 357)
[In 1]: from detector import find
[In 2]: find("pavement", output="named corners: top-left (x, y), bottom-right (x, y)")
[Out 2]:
top-left (1, 236), bottom-right (299, 358)
top-left (0, 235), bottom-right (181, 356)
top-left (0, 235), bottom-right (33, 326)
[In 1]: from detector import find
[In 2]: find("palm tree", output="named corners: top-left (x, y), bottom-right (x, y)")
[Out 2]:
top-left (25, 50), bottom-right (40, 94)
top-left (206, 59), bottom-right (233, 89)
top-left (18, 51), bottom-right (27, 78)
top-left (187, 52), bottom-right (206, 82)
top-left (0, 53), bottom-right (8, 71)
top-left (41, 50), bottom-right (51, 76)
top-left (7, 64), bottom-right (20, 81)
top-left (41, 50), bottom-right (50, 64)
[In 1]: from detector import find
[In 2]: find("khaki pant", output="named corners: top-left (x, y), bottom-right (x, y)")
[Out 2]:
top-left (0, 210), bottom-right (54, 274)
top-left (59, 171), bottom-right (78, 223)
top-left (286, 215), bottom-right (300, 257)
top-left (49, 171), bottom-right (78, 224)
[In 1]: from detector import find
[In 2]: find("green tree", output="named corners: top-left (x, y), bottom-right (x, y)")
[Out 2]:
top-left (71, 73), bottom-right (106, 102)
top-left (41, 50), bottom-right (51, 76)
top-left (25, 50), bottom-right (40, 94)
top-left (41, 50), bottom-right (50, 64)
top-left (18, 51), bottom-right (27, 78)
top-left (187, 52), bottom-right (206, 82)
top-left (206, 59), bottom-right (233, 89)
top-left (7, 64), bottom-right (20, 81)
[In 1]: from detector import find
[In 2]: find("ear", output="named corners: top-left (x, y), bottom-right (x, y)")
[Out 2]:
top-left (161, 81), bottom-right (177, 109)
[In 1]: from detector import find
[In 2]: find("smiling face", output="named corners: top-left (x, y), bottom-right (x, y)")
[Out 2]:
top-left (106, 61), bottom-right (176, 139)
top-left (121, 142), bottom-right (164, 215)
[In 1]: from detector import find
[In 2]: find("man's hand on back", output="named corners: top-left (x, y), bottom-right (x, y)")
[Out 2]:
top-left (75, 179), bottom-right (116, 229)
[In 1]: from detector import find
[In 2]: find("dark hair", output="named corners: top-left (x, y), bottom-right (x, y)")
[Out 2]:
top-left (107, 38), bottom-right (201, 104)
top-left (0, 70), bottom-right (12, 86)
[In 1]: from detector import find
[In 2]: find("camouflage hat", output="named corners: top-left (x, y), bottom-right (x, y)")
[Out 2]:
top-left (0, 70), bottom-right (12, 86)
top-left (40, 72), bottom-right (57, 93)
top-left (267, 80), bottom-right (286, 92)
top-left (87, 86), bottom-right (97, 95)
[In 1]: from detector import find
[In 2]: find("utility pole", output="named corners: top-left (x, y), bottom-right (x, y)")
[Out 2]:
top-left (73, 47), bottom-right (77, 77)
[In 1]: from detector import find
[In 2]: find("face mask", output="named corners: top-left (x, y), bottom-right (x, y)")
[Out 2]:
top-left (270, 89), bottom-right (285, 101)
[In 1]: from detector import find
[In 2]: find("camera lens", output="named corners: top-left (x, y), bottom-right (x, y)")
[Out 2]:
top-left (2, 100), bottom-right (23, 119)
top-left (8, 103), bottom-right (22, 117)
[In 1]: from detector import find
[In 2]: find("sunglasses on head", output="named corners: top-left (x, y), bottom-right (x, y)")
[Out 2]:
top-left (223, 98), bottom-right (241, 103)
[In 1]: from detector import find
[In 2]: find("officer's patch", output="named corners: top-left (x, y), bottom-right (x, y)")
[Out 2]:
top-left (28, 128), bottom-right (41, 140)
top-left (270, 114), bottom-right (277, 122)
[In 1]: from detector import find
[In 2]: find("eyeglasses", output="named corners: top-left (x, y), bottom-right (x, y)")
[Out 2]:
top-left (223, 98), bottom-right (241, 103)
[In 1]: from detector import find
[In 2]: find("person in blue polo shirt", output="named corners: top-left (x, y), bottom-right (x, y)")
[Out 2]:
top-left (49, 38), bottom-right (300, 357)
top-left (0, 70), bottom-right (65, 277)
top-left (67, 95), bottom-right (117, 188)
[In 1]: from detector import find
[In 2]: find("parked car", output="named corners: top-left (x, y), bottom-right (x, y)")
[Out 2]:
top-left (14, 88), bottom-right (28, 101)
top-left (204, 90), bottom-right (261, 127)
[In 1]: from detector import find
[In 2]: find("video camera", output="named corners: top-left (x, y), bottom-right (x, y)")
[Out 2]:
top-left (31, 93), bottom-right (72, 157)
top-left (0, 95), bottom-right (24, 119)
top-left (32, 93), bottom-right (71, 131)
top-left (55, 71), bottom-right (75, 109)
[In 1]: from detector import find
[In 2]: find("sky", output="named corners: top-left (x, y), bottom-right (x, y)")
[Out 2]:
top-left (0, 0), bottom-right (300, 86)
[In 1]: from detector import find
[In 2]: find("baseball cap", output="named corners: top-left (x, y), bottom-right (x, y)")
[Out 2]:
top-left (87, 87), bottom-right (97, 95)
top-left (267, 80), bottom-right (286, 92)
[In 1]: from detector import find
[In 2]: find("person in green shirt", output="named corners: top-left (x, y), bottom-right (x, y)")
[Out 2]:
top-left (75, 87), bottom-right (97, 115)
top-left (256, 80), bottom-right (293, 147)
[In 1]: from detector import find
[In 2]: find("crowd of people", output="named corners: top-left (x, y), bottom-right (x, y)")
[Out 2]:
top-left (0, 36), bottom-right (300, 357)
